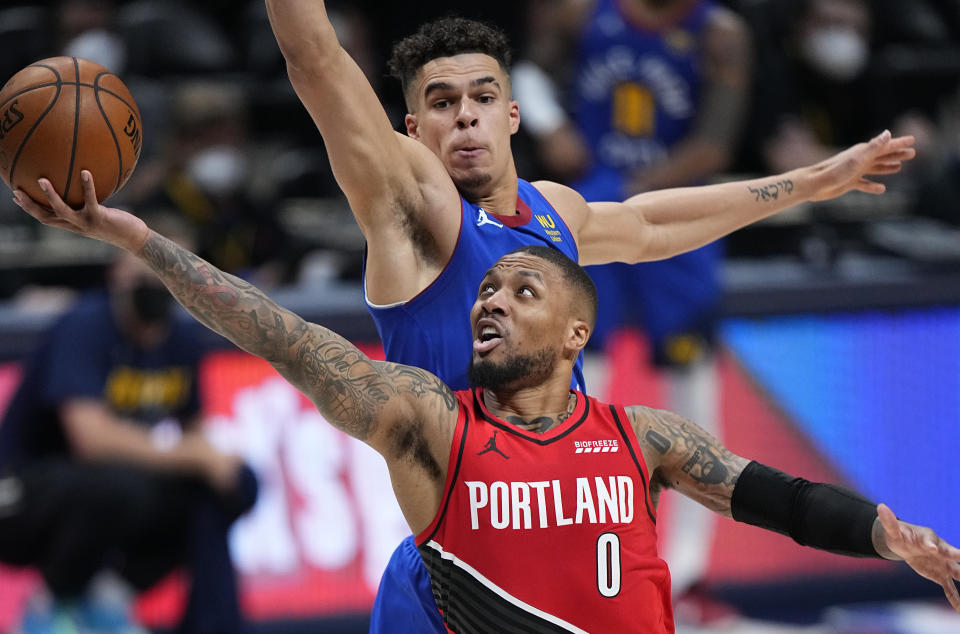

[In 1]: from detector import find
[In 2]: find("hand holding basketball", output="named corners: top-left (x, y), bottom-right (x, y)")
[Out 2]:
top-left (13, 171), bottom-right (150, 253)
top-left (0, 56), bottom-right (141, 208)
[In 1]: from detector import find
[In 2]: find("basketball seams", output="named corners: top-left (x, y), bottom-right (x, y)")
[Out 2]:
top-left (0, 83), bottom-right (137, 114)
top-left (85, 83), bottom-right (138, 115)
top-left (93, 71), bottom-right (125, 192)
top-left (62, 57), bottom-right (82, 202)
top-left (7, 67), bottom-right (63, 185)
top-left (0, 83), bottom-right (60, 111)
top-left (2, 57), bottom-right (140, 205)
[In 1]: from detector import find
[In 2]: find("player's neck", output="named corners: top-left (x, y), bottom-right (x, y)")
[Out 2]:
top-left (462, 168), bottom-right (520, 216)
top-left (483, 377), bottom-right (575, 430)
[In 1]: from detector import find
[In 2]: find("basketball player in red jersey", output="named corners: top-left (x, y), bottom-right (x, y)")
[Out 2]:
top-left (264, 8), bottom-right (917, 625)
top-left (14, 175), bottom-right (960, 632)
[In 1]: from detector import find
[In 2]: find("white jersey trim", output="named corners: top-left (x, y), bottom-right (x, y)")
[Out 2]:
top-left (424, 539), bottom-right (589, 633)
top-left (363, 277), bottom-right (407, 309)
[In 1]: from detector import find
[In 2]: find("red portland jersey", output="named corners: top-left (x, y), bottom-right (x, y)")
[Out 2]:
top-left (416, 388), bottom-right (673, 633)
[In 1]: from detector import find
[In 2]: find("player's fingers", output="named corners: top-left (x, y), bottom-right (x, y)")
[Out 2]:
top-left (12, 190), bottom-right (54, 222)
top-left (856, 178), bottom-right (886, 195)
top-left (36, 179), bottom-right (72, 213)
top-left (80, 170), bottom-right (98, 209)
top-left (950, 561), bottom-right (960, 581)
top-left (13, 199), bottom-right (71, 231)
top-left (937, 539), bottom-right (960, 562)
top-left (887, 135), bottom-right (916, 151)
top-left (942, 578), bottom-right (960, 613)
top-left (866, 129), bottom-right (893, 153)
top-left (868, 162), bottom-right (903, 175)
top-left (876, 148), bottom-right (916, 163)
top-left (877, 504), bottom-right (902, 539)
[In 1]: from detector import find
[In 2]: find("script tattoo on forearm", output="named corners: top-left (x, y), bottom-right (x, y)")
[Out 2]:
top-left (629, 405), bottom-right (748, 515)
top-left (748, 179), bottom-right (794, 202)
top-left (140, 233), bottom-right (456, 441)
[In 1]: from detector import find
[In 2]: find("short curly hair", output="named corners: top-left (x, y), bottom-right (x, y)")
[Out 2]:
top-left (388, 17), bottom-right (513, 110)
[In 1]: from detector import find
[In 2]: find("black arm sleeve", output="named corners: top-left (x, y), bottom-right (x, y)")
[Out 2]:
top-left (730, 461), bottom-right (881, 558)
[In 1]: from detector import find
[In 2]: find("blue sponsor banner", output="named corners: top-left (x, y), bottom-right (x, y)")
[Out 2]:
top-left (723, 307), bottom-right (960, 544)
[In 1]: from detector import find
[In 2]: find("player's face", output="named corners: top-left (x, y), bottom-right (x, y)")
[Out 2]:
top-left (406, 54), bottom-right (520, 199)
top-left (468, 254), bottom-right (572, 389)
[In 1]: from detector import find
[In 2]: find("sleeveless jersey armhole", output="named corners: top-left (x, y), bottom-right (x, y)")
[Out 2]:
top-left (416, 392), bottom-right (471, 545)
top-left (609, 402), bottom-right (658, 525)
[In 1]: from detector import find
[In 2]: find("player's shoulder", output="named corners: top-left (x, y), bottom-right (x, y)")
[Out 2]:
top-left (529, 180), bottom-right (590, 222)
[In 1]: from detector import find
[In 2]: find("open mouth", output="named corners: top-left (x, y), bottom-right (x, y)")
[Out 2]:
top-left (474, 321), bottom-right (503, 354)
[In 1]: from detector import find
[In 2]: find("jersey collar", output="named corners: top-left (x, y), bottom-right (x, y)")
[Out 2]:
top-left (487, 195), bottom-right (532, 228)
top-left (472, 387), bottom-right (589, 444)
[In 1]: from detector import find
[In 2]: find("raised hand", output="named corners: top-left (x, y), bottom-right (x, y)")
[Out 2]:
top-left (807, 130), bottom-right (916, 202)
top-left (12, 170), bottom-right (150, 253)
top-left (876, 503), bottom-right (960, 612)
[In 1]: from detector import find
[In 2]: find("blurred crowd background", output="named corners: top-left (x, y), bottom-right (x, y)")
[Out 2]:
top-left (1, 1), bottom-right (960, 633)
top-left (0, 0), bottom-right (958, 301)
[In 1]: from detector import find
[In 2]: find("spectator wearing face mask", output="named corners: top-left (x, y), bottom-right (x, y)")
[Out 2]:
top-left (740, 0), bottom-right (879, 173)
top-left (0, 214), bottom-right (258, 634)
top-left (57, 0), bottom-right (126, 75)
top-left (137, 82), bottom-right (303, 287)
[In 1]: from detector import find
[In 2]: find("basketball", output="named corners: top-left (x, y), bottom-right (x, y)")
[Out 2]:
top-left (0, 56), bottom-right (141, 208)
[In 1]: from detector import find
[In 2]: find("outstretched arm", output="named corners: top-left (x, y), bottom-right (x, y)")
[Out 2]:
top-left (265, 0), bottom-right (425, 219)
top-left (548, 130), bottom-right (916, 265)
top-left (14, 174), bottom-right (458, 531)
top-left (627, 405), bottom-right (960, 613)
top-left (264, 0), bottom-right (459, 303)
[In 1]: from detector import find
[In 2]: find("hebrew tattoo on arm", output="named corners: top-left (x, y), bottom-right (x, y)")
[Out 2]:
top-left (748, 179), bottom-right (794, 202)
top-left (628, 405), bottom-right (749, 516)
top-left (140, 232), bottom-right (457, 441)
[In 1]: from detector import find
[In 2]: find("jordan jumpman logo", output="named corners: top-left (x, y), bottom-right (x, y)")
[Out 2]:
top-left (477, 430), bottom-right (510, 459)
top-left (476, 208), bottom-right (504, 229)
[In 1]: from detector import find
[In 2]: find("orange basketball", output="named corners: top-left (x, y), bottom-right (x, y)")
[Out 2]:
top-left (0, 56), bottom-right (142, 208)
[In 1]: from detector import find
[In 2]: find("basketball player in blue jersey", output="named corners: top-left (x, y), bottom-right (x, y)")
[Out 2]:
top-left (514, 0), bottom-right (750, 602)
top-left (262, 2), bottom-right (915, 630)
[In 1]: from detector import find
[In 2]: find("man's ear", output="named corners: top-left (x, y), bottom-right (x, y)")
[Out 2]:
top-left (566, 319), bottom-right (590, 355)
top-left (405, 113), bottom-right (419, 139)
top-left (509, 100), bottom-right (520, 135)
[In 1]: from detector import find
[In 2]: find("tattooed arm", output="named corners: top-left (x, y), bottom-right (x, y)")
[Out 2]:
top-left (627, 405), bottom-right (749, 517)
top-left (537, 129), bottom-right (915, 265)
top-left (139, 231), bottom-right (458, 442)
top-left (13, 173), bottom-right (459, 531)
top-left (626, 404), bottom-right (960, 613)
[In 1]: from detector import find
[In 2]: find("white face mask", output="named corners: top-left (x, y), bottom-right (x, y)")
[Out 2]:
top-left (802, 26), bottom-right (869, 81)
top-left (63, 30), bottom-right (127, 75)
top-left (185, 145), bottom-right (247, 196)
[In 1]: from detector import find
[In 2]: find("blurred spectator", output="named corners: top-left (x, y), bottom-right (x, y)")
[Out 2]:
top-left (57, 0), bottom-right (126, 75)
top-left (132, 82), bottom-right (304, 287)
top-left (0, 214), bottom-right (257, 634)
top-left (733, 0), bottom-right (895, 174)
top-left (514, 0), bottom-right (751, 605)
top-left (910, 87), bottom-right (960, 224)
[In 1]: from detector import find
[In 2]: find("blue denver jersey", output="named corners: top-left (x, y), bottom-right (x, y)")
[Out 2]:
top-left (573, 0), bottom-right (714, 183)
top-left (364, 179), bottom-right (584, 392)
top-left (570, 0), bottom-right (723, 360)
top-left (0, 292), bottom-right (203, 466)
